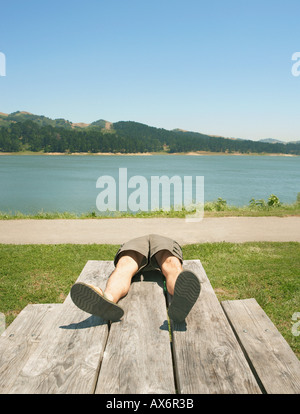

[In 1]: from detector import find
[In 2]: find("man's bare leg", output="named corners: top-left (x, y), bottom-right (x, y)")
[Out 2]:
top-left (155, 249), bottom-right (201, 322)
top-left (70, 250), bottom-right (144, 321)
top-left (154, 250), bottom-right (183, 296)
top-left (101, 251), bottom-right (144, 303)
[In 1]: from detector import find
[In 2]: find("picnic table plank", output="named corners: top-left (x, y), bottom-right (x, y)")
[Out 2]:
top-left (95, 270), bottom-right (175, 394)
top-left (170, 260), bottom-right (262, 394)
top-left (3, 260), bottom-right (298, 395)
top-left (221, 298), bottom-right (300, 394)
top-left (0, 304), bottom-right (61, 393)
top-left (7, 261), bottom-right (114, 394)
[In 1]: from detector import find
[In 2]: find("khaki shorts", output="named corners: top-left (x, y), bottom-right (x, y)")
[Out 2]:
top-left (114, 234), bottom-right (183, 273)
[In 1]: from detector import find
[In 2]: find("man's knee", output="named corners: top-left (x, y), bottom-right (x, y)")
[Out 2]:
top-left (163, 254), bottom-right (181, 267)
top-left (117, 250), bottom-right (144, 268)
top-left (156, 250), bottom-right (181, 267)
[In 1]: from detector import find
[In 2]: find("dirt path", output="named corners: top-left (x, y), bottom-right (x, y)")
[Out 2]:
top-left (0, 216), bottom-right (299, 244)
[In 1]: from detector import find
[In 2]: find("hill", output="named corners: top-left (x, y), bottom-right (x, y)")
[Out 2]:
top-left (259, 138), bottom-right (285, 144)
top-left (0, 111), bottom-right (74, 129)
top-left (0, 111), bottom-right (299, 155)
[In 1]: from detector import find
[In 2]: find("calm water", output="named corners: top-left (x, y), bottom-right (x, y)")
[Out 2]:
top-left (0, 155), bottom-right (299, 214)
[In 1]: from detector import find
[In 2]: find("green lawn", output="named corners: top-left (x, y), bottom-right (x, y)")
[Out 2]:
top-left (0, 242), bottom-right (299, 358)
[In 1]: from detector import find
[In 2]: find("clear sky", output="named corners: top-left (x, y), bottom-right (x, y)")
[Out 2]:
top-left (0, 0), bottom-right (299, 141)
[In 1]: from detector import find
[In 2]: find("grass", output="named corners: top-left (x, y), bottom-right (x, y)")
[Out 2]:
top-left (0, 200), bottom-right (299, 219)
top-left (0, 242), bottom-right (299, 358)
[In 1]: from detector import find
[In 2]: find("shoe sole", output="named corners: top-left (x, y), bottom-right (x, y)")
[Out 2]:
top-left (70, 282), bottom-right (124, 322)
top-left (168, 271), bottom-right (201, 322)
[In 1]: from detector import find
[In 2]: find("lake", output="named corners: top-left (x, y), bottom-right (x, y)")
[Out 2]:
top-left (0, 155), bottom-right (299, 214)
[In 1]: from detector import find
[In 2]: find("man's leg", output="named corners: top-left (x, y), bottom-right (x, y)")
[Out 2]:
top-left (154, 247), bottom-right (201, 322)
top-left (103, 251), bottom-right (144, 303)
top-left (154, 249), bottom-right (183, 296)
top-left (70, 250), bottom-right (144, 321)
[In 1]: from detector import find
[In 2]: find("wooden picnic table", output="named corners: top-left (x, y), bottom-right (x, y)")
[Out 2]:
top-left (0, 260), bottom-right (299, 394)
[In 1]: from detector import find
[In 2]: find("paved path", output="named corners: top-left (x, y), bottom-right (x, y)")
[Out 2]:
top-left (0, 217), bottom-right (299, 244)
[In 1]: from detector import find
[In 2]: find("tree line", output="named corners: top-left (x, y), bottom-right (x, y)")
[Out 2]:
top-left (0, 119), bottom-right (299, 155)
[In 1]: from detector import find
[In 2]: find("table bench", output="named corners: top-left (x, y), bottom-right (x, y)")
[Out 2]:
top-left (0, 260), bottom-right (299, 394)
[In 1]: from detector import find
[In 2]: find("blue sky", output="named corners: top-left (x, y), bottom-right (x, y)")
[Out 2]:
top-left (0, 0), bottom-right (299, 141)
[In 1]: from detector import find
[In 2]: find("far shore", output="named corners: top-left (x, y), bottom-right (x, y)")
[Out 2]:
top-left (0, 150), bottom-right (298, 157)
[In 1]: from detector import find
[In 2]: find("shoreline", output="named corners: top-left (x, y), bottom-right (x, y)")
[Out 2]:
top-left (1, 204), bottom-right (299, 220)
top-left (0, 150), bottom-right (298, 157)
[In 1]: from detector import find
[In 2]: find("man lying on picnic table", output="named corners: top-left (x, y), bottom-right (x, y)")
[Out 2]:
top-left (70, 234), bottom-right (201, 323)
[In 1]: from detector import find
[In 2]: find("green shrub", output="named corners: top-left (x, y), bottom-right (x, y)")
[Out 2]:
top-left (249, 194), bottom-right (281, 210)
top-left (204, 197), bottom-right (228, 212)
top-left (249, 198), bottom-right (267, 209)
top-left (267, 194), bottom-right (281, 208)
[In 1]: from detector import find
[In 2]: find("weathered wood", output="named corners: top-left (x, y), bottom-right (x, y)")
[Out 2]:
top-left (7, 261), bottom-right (114, 394)
top-left (170, 260), bottom-right (261, 394)
top-left (3, 260), bottom-right (299, 395)
top-left (0, 304), bottom-right (61, 393)
top-left (95, 270), bottom-right (175, 394)
top-left (221, 298), bottom-right (300, 394)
